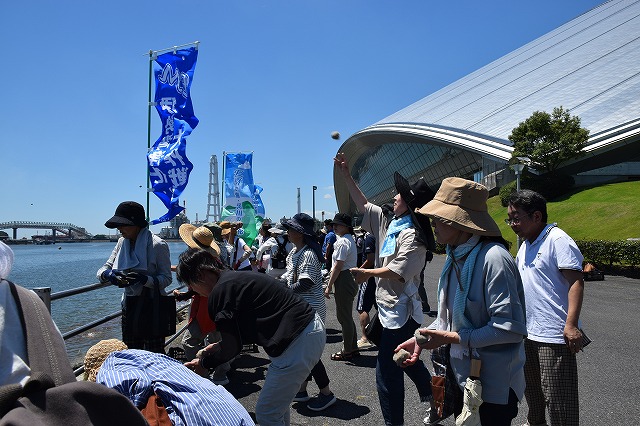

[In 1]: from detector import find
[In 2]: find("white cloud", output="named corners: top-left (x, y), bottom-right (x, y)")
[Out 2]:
top-left (323, 193), bottom-right (333, 199)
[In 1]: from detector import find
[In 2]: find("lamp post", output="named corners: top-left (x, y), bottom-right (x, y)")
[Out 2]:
top-left (509, 156), bottom-right (530, 248)
top-left (312, 186), bottom-right (317, 225)
top-left (512, 163), bottom-right (525, 191)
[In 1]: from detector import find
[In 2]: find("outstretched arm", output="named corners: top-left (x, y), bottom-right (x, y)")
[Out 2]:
top-left (334, 152), bottom-right (368, 213)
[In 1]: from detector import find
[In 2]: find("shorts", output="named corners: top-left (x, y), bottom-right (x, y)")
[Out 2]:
top-left (356, 277), bottom-right (376, 313)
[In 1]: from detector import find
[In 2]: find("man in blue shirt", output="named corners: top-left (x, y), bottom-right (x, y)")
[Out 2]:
top-left (322, 219), bottom-right (337, 271)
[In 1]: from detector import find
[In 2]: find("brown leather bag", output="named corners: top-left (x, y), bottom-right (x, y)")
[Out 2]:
top-left (140, 394), bottom-right (172, 426)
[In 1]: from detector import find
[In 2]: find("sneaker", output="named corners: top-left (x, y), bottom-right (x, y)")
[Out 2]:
top-left (293, 391), bottom-right (311, 402)
top-left (307, 392), bottom-right (336, 411)
top-left (210, 374), bottom-right (229, 386)
top-left (423, 404), bottom-right (440, 425)
top-left (357, 337), bottom-right (375, 350)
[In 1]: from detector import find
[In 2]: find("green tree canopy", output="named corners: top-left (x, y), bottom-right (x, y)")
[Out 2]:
top-left (508, 106), bottom-right (589, 173)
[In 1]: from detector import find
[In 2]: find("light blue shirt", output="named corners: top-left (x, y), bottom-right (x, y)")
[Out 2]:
top-left (97, 349), bottom-right (255, 426)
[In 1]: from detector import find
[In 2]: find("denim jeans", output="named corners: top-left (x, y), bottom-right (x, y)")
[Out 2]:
top-left (376, 318), bottom-right (432, 426)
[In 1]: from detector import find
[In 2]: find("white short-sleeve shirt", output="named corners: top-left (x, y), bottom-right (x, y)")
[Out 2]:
top-left (516, 224), bottom-right (583, 344)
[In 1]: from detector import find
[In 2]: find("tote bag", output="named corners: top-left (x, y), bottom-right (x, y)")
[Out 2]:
top-left (124, 286), bottom-right (176, 338)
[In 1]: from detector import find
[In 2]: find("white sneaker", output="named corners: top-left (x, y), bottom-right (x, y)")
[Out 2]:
top-left (423, 404), bottom-right (441, 425)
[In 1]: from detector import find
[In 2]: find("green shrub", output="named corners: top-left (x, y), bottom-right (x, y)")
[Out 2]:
top-left (576, 239), bottom-right (640, 267)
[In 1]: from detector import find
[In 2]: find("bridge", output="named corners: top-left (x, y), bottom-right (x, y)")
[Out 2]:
top-left (0, 221), bottom-right (93, 240)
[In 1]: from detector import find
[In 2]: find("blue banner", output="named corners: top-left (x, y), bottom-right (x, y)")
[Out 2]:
top-left (147, 46), bottom-right (199, 225)
top-left (222, 152), bottom-right (266, 246)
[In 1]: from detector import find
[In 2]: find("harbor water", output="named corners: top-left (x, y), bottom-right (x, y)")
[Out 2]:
top-left (6, 241), bottom-right (187, 366)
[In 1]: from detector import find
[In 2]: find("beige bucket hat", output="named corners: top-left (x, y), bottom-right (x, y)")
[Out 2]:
top-left (417, 177), bottom-right (501, 237)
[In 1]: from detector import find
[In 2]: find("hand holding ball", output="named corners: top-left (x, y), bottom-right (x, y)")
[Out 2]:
top-left (414, 329), bottom-right (430, 346)
top-left (393, 349), bottom-right (411, 366)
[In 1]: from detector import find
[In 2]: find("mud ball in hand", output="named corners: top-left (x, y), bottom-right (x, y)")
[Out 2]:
top-left (414, 329), bottom-right (430, 346)
top-left (393, 349), bottom-right (411, 366)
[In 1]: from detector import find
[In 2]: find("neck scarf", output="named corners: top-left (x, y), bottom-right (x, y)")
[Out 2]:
top-left (113, 228), bottom-right (150, 272)
top-left (436, 234), bottom-right (482, 331)
top-left (379, 215), bottom-right (413, 258)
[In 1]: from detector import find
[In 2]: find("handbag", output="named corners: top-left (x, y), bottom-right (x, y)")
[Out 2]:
top-left (430, 344), bottom-right (457, 421)
top-left (124, 286), bottom-right (176, 338)
top-left (364, 310), bottom-right (382, 346)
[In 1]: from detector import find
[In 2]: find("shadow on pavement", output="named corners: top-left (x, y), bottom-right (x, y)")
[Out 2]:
top-left (292, 398), bottom-right (371, 420)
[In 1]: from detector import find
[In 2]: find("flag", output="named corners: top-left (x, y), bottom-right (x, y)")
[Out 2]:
top-left (221, 152), bottom-right (266, 246)
top-left (147, 46), bottom-right (199, 224)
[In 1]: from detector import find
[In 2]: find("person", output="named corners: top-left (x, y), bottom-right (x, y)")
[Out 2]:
top-left (334, 152), bottom-right (436, 426)
top-left (218, 221), bottom-right (234, 267)
top-left (177, 248), bottom-right (325, 426)
top-left (255, 223), bottom-right (293, 278)
top-left (176, 223), bottom-right (231, 386)
top-left (280, 213), bottom-right (337, 411)
top-left (507, 189), bottom-right (585, 426)
top-left (355, 229), bottom-right (377, 350)
top-left (398, 177), bottom-right (527, 426)
top-left (0, 241), bottom-right (76, 387)
top-left (252, 220), bottom-right (272, 272)
top-left (97, 201), bottom-right (172, 353)
top-left (204, 221), bottom-right (230, 268)
top-left (322, 219), bottom-right (337, 271)
top-left (0, 243), bottom-right (148, 425)
top-left (324, 212), bottom-right (359, 361)
top-left (227, 222), bottom-right (253, 271)
top-left (84, 339), bottom-right (255, 426)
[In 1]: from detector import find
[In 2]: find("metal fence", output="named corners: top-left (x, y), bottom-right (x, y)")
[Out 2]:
top-left (33, 283), bottom-right (190, 377)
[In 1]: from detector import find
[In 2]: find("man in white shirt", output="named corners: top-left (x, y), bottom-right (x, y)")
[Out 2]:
top-left (507, 189), bottom-right (585, 426)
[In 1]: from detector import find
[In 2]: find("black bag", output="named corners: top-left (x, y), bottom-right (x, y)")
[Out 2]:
top-left (272, 238), bottom-right (288, 270)
top-left (364, 310), bottom-right (383, 346)
top-left (124, 286), bottom-right (176, 338)
top-left (430, 344), bottom-right (457, 421)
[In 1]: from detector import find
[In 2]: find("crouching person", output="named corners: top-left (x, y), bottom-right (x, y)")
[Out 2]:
top-left (177, 248), bottom-right (325, 426)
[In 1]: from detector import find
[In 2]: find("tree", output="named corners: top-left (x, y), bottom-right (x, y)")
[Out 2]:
top-left (508, 106), bottom-right (589, 173)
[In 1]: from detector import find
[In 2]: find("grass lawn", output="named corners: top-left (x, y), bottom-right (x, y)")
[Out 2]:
top-left (488, 180), bottom-right (640, 254)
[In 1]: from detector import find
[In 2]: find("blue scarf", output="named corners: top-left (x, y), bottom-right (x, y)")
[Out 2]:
top-left (379, 215), bottom-right (413, 258)
top-left (436, 234), bottom-right (483, 331)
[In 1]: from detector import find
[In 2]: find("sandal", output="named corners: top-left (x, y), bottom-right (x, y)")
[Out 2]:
top-left (330, 350), bottom-right (360, 361)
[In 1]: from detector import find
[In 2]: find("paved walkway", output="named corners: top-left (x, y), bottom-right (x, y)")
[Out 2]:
top-left (211, 254), bottom-right (640, 425)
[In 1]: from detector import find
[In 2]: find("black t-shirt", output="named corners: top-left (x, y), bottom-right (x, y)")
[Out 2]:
top-left (204, 271), bottom-right (314, 366)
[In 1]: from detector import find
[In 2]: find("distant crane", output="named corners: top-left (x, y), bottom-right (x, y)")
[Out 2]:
top-left (206, 155), bottom-right (221, 222)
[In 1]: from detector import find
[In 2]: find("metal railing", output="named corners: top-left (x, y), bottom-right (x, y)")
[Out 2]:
top-left (33, 283), bottom-right (190, 377)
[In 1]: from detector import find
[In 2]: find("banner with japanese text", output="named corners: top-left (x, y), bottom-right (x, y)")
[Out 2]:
top-left (221, 152), bottom-right (266, 247)
top-left (147, 46), bottom-right (198, 224)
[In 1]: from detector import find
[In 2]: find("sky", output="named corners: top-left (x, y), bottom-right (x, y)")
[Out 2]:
top-left (1, 0), bottom-right (605, 238)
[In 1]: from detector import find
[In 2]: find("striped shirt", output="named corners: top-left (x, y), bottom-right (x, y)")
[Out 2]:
top-left (284, 246), bottom-right (326, 322)
top-left (97, 349), bottom-right (255, 426)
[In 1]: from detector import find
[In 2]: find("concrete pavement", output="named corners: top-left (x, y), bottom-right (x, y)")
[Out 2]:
top-left (221, 254), bottom-right (640, 425)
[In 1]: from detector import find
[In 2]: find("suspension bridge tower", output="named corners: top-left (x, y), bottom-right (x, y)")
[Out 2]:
top-left (206, 155), bottom-right (221, 222)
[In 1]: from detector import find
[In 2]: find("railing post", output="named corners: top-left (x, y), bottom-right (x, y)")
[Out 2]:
top-left (33, 287), bottom-right (52, 312)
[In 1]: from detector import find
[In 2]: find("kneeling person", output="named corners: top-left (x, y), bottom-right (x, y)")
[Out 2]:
top-left (178, 248), bottom-right (325, 426)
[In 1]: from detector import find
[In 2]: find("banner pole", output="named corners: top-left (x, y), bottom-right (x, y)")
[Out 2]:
top-left (221, 151), bottom-right (226, 216)
top-left (146, 50), bottom-right (154, 224)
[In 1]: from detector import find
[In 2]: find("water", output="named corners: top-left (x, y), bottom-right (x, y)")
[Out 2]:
top-left (6, 241), bottom-right (187, 366)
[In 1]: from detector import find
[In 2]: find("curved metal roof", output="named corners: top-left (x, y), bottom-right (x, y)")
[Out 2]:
top-left (336, 0), bottom-right (640, 213)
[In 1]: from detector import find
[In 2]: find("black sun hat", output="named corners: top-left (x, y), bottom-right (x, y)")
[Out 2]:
top-left (104, 201), bottom-right (148, 229)
top-left (393, 172), bottom-right (436, 250)
top-left (331, 212), bottom-right (353, 229)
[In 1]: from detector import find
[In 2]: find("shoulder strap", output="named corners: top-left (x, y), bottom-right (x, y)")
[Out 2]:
top-left (7, 281), bottom-right (76, 386)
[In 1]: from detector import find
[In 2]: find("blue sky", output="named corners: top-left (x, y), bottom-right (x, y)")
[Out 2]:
top-left (1, 1), bottom-right (604, 238)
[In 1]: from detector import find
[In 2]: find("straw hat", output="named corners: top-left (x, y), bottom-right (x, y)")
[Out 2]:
top-left (83, 339), bottom-right (128, 381)
top-left (417, 177), bottom-right (501, 237)
top-left (179, 224), bottom-right (220, 257)
top-left (219, 221), bottom-right (232, 236)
